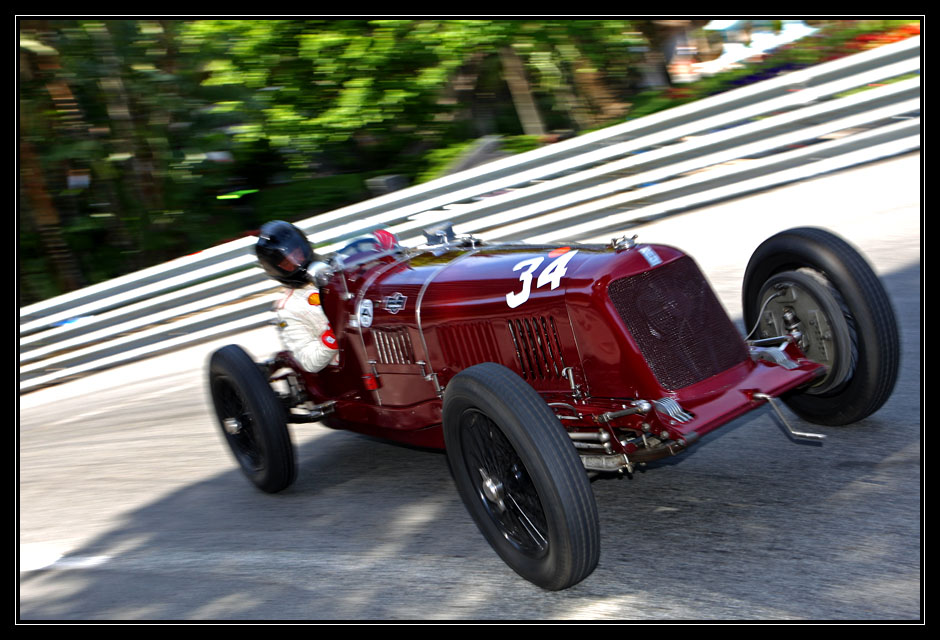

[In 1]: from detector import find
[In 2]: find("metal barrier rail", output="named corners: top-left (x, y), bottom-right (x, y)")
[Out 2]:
top-left (18, 36), bottom-right (921, 392)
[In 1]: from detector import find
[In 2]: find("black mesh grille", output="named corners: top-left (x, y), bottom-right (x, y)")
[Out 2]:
top-left (608, 256), bottom-right (748, 390)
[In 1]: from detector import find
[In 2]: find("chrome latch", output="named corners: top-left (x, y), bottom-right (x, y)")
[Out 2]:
top-left (611, 234), bottom-right (638, 251)
top-left (561, 366), bottom-right (584, 399)
top-left (652, 397), bottom-right (694, 423)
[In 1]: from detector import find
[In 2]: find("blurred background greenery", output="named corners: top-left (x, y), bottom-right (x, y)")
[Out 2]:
top-left (17, 18), bottom-right (920, 305)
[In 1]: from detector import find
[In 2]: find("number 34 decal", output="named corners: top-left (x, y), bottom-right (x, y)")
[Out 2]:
top-left (506, 248), bottom-right (578, 308)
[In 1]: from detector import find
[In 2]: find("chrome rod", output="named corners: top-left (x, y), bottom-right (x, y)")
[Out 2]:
top-left (754, 393), bottom-right (825, 442)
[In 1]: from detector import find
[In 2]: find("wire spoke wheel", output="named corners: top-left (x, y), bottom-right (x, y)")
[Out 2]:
top-left (443, 363), bottom-right (599, 590)
top-left (461, 410), bottom-right (548, 557)
top-left (208, 345), bottom-right (296, 493)
top-left (213, 375), bottom-right (264, 473)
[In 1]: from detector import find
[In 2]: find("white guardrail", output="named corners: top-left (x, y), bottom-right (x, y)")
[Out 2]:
top-left (19, 36), bottom-right (921, 392)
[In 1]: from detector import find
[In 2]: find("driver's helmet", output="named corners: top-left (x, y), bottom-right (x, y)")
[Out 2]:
top-left (255, 220), bottom-right (318, 287)
top-left (336, 229), bottom-right (400, 263)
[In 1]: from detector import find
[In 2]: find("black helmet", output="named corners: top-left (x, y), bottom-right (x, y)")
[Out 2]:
top-left (255, 220), bottom-right (316, 287)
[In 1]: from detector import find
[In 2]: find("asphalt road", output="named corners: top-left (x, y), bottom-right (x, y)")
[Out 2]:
top-left (18, 153), bottom-right (922, 621)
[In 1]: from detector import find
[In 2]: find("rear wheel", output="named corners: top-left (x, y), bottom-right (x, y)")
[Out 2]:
top-left (443, 363), bottom-right (600, 590)
top-left (208, 345), bottom-right (296, 493)
top-left (743, 227), bottom-right (899, 425)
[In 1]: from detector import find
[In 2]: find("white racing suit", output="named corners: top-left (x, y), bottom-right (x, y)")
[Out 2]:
top-left (274, 284), bottom-right (339, 372)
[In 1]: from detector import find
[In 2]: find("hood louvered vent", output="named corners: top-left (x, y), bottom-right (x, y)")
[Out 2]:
top-left (508, 316), bottom-right (567, 380)
top-left (438, 321), bottom-right (501, 369)
top-left (373, 327), bottom-right (416, 365)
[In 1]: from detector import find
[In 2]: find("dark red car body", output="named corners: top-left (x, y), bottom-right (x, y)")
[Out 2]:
top-left (268, 239), bottom-right (825, 463)
top-left (212, 224), bottom-right (897, 589)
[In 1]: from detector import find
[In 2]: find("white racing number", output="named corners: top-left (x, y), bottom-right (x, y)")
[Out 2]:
top-left (505, 249), bottom-right (578, 309)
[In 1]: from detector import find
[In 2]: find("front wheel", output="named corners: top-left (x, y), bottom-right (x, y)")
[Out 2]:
top-left (743, 227), bottom-right (900, 425)
top-left (208, 344), bottom-right (296, 493)
top-left (443, 363), bottom-right (600, 590)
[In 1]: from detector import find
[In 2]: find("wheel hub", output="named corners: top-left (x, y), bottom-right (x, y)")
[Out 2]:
top-left (758, 270), bottom-right (854, 395)
top-left (223, 417), bottom-right (242, 435)
top-left (478, 468), bottom-right (506, 512)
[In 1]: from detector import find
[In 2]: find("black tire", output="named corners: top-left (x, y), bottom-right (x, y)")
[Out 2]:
top-left (443, 363), bottom-right (600, 590)
top-left (208, 345), bottom-right (296, 493)
top-left (742, 227), bottom-right (899, 425)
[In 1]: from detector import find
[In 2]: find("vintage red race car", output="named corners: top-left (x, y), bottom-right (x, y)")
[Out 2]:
top-left (207, 224), bottom-right (899, 590)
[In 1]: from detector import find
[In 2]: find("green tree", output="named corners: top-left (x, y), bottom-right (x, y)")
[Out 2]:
top-left (17, 19), bottom-right (725, 304)
top-left (19, 19), bottom-right (249, 304)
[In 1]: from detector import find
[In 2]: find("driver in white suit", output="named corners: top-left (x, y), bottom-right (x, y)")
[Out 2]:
top-left (255, 220), bottom-right (398, 372)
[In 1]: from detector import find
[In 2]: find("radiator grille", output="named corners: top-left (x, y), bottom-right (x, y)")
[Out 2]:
top-left (608, 256), bottom-right (748, 390)
top-left (373, 327), bottom-right (416, 365)
top-left (508, 316), bottom-right (567, 380)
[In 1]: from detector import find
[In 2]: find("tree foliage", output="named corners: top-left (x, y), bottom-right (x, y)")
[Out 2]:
top-left (18, 19), bottom-right (662, 305)
top-left (178, 20), bottom-right (647, 165)
top-left (20, 18), bottom-right (915, 305)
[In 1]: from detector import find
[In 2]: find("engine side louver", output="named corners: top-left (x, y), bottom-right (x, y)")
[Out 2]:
top-left (438, 321), bottom-right (501, 369)
top-left (373, 327), bottom-right (416, 365)
top-left (508, 316), bottom-right (567, 381)
top-left (608, 256), bottom-right (748, 390)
